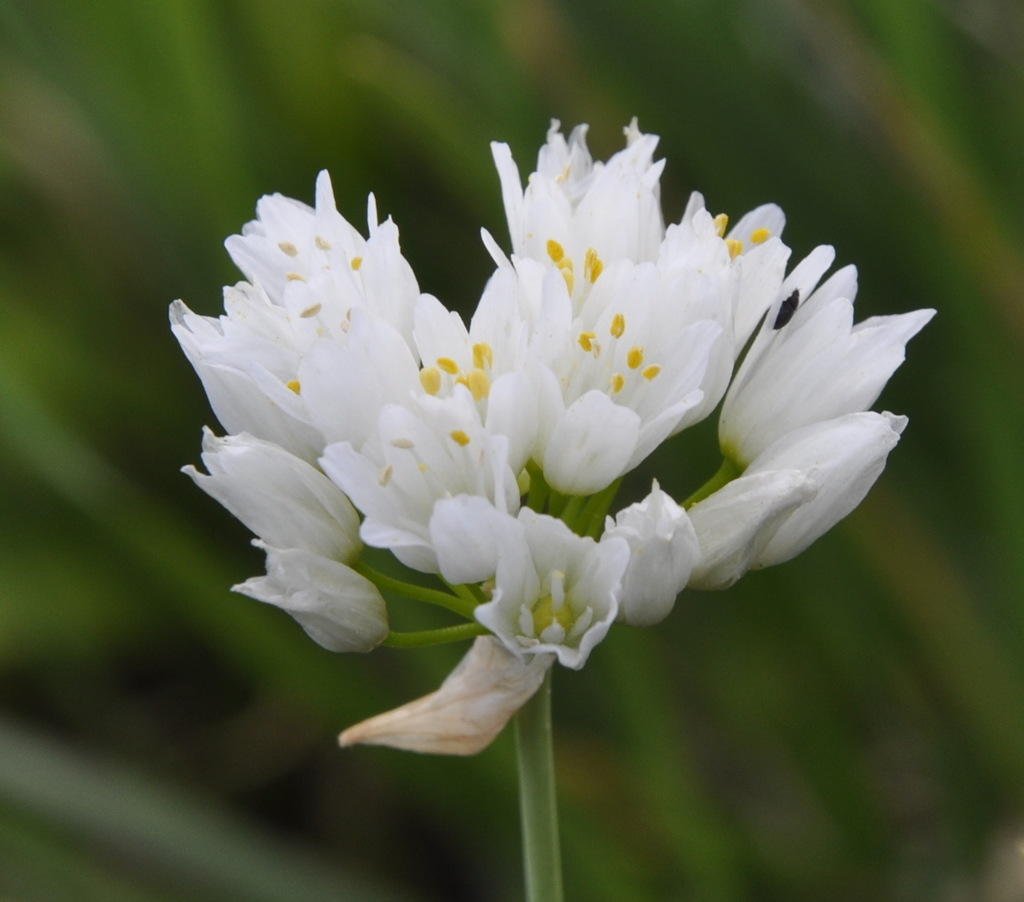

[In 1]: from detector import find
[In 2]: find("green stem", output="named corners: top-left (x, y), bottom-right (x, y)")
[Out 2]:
top-left (514, 668), bottom-right (563, 902)
top-left (382, 622), bottom-right (486, 648)
top-left (558, 494), bottom-right (586, 532)
top-left (682, 456), bottom-right (742, 508)
top-left (526, 461), bottom-right (549, 513)
top-left (578, 477), bottom-right (622, 538)
top-left (354, 561), bottom-right (476, 618)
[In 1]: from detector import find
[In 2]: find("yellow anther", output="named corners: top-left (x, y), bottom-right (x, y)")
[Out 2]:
top-left (561, 267), bottom-right (575, 296)
top-left (466, 368), bottom-right (491, 401)
top-left (436, 357), bottom-right (459, 375)
top-left (627, 346), bottom-right (644, 369)
top-left (450, 430), bottom-right (471, 447)
top-left (391, 437), bottom-right (414, 449)
top-left (578, 331), bottom-right (597, 352)
top-left (584, 247), bottom-right (604, 283)
top-left (472, 342), bottom-right (493, 370)
top-left (725, 238), bottom-right (744, 260)
top-left (546, 239), bottom-right (565, 263)
top-left (350, 256), bottom-right (363, 270)
top-left (278, 241), bottom-right (299, 256)
top-left (714, 213), bottom-right (729, 238)
top-left (378, 464), bottom-right (393, 486)
top-left (610, 373), bottom-right (625, 393)
top-left (419, 366), bottom-right (442, 395)
top-left (286, 379), bottom-right (301, 394)
top-left (299, 303), bottom-right (322, 318)
top-left (751, 227), bottom-right (770, 244)
top-left (642, 364), bottom-right (661, 380)
top-left (610, 312), bottom-right (626, 339)
top-left (286, 272), bottom-right (305, 282)
top-left (418, 462), bottom-right (429, 472)
top-left (315, 236), bottom-right (332, 250)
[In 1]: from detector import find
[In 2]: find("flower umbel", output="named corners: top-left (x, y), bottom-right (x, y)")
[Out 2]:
top-left (174, 119), bottom-right (932, 756)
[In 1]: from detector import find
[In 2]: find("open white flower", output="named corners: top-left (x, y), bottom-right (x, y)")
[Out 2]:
top-left (320, 387), bottom-right (521, 574)
top-left (170, 172), bottom-right (430, 462)
top-left (430, 497), bottom-right (630, 668)
top-left (492, 119), bottom-right (665, 267)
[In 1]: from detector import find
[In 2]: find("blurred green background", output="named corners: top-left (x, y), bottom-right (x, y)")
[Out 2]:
top-left (1, 0), bottom-right (1023, 899)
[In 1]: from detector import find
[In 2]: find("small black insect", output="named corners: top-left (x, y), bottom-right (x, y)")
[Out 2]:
top-left (772, 289), bottom-right (800, 329)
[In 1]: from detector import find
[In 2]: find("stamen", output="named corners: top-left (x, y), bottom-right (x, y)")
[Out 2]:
top-left (450, 430), bottom-right (471, 447)
top-left (610, 373), bottom-right (625, 393)
top-left (315, 236), bottom-right (332, 250)
top-left (466, 368), bottom-right (491, 401)
top-left (714, 213), bottom-right (729, 238)
top-left (391, 438), bottom-right (414, 449)
top-left (578, 331), bottom-right (596, 352)
top-left (278, 241), bottom-right (299, 256)
top-left (561, 267), bottom-right (575, 295)
top-left (350, 256), bottom-right (363, 270)
top-left (751, 227), bottom-right (770, 244)
top-left (378, 464), bottom-right (393, 486)
top-left (725, 239), bottom-right (743, 259)
top-left (436, 357), bottom-right (459, 375)
top-left (584, 247), bottom-right (604, 283)
top-left (286, 272), bottom-right (306, 282)
top-left (610, 313), bottom-right (626, 339)
top-left (419, 367), bottom-right (442, 395)
top-left (627, 346), bottom-right (644, 369)
top-left (299, 303), bottom-right (322, 318)
top-left (546, 239), bottom-right (565, 263)
top-left (472, 342), bottom-right (494, 370)
top-left (286, 379), bottom-right (301, 394)
top-left (641, 364), bottom-right (661, 380)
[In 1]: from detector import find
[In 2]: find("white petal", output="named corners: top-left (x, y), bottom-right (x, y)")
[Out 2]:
top-left (430, 495), bottom-right (522, 586)
top-left (750, 411), bottom-right (907, 565)
top-left (604, 481), bottom-right (700, 626)
top-left (339, 637), bottom-right (553, 755)
top-left (235, 544), bottom-right (388, 652)
top-left (542, 391), bottom-right (640, 494)
top-left (687, 470), bottom-right (820, 590)
top-left (185, 430), bottom-right (361, 560)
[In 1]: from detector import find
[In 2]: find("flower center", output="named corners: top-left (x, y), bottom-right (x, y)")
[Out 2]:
top-left (531, 571), bottom-right (572, 642)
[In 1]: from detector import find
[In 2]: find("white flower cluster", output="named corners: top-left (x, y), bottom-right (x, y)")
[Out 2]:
top-left (173, 121), bottom-right (933, 753)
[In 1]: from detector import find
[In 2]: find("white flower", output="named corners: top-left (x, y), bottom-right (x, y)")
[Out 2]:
top-left (719, 251), bottom-right (936, 466)
top-left (492, 119), bottom-right (665, 266)
top-left (689, 412), bottom-right (908, 590)
top-left (237, 545), bottom-right (388, 653)
top-left (429, 497), bottom-right (630, 668)
top-left (170, 172), bottom-right (430, 461)
top-left (339, 637), bottom-right (553, 755)
top-left (224, 170), bottom-right (421, 349)
top-left (320, 389), bottom-right (521, 573)
top-left (184, 430), bottom-right (388, 651)
top-left (603, 481), bottom-right (700, 626)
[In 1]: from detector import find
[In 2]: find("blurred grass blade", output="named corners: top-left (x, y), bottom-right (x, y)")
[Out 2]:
top-left (0, 715), bottom-right (423, 902)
